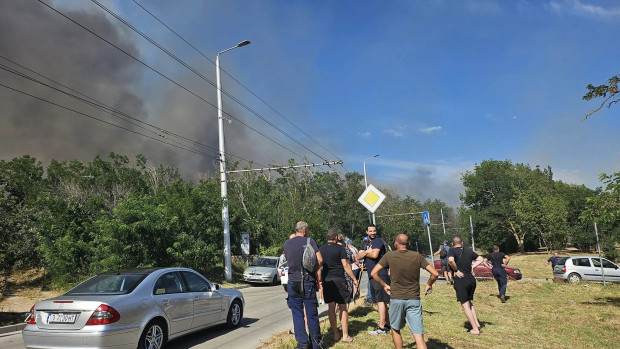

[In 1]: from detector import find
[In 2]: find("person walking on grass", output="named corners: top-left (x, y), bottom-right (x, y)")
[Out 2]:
top-left (371, 234), bottom-right (439, 349)
top-left (357, 224), bottom-right (391, 335)
top-left (434, 240), bottom-right (453, 284)
top-left (547, 252), bottom-right (561, 271)
top-left (483, 246), bottom-right (511, 303)
top-left (320, 229), bottom-right (358, 343)
top-left (448, 236), bottom-right (484, 335)
top-left (283, 221), bottom-right (323, 349)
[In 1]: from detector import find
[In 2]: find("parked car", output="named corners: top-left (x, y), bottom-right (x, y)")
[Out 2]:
top-left (243, 256), bottom-right (281, 285)
top-left (279, 261), bottom-right (289, 291)
top-left (22, 267), bottom-right (244, 349)
top-left (553, 256), bottom-right (620, 283)
top-left (433, 259), bottom-right (522, 281)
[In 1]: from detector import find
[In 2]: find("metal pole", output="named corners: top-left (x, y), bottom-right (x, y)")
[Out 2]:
top-left (217, 40), bottom-right (250, 282)
top-left (427, 225), bottom-right (434, 264)
top-left (594, 222), bottom-right (606, 286)
top-left (363, 154), bottom-right (379, 224)
top-left (441, 207), bottom-right (447, 237)
top-left (469, 215), bottom-right (475, 252)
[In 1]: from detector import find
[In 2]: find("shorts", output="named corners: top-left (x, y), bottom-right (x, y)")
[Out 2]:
top-left (440, 259), bottom-right (451, 272)
top-left (323, 278), bottom-right (351, 304)
top-left (453, 277), bottom-right (476, 303)
top-left (369, 274), bottom-right (390, 303)
top-left (389, 299), bottom-right (423, 334)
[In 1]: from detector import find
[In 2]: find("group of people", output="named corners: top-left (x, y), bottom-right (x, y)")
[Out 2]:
top-left (282, 221), bottom-right (531, 349)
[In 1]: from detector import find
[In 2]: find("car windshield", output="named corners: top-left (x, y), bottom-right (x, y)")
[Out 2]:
top-left (251, 258), bottom-right (277, 268)
top-left (66, 273), bottom-right (148, 295)
top-left (556, 257), bottom-right (569, 266)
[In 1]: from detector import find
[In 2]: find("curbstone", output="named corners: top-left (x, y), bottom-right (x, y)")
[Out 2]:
top-left (0, 322), bottom-right (25, 335)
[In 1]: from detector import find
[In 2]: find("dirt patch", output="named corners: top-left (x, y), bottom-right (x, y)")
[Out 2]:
top-left (0, 269), bottom-right (64, 327)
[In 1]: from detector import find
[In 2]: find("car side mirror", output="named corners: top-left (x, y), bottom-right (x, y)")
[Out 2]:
top-left (214, 283), bottom-right (221, 291)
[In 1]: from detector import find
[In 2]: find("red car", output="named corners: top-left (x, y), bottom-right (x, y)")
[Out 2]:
top-left (433, 259), bottom-right (522, 281)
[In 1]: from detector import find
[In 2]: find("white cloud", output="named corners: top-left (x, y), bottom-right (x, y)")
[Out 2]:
top-left (383, 124), bottom-right (407, 138)
top-left (549, 0), bottom-right (620, 18)
top-left (358, 131), bottom-right (372, 138)
top-left (418, 126), bottom-right (442, 134)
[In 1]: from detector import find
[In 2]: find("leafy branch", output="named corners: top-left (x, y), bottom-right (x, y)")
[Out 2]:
top-left (582, 74), bottom-right (619, 121)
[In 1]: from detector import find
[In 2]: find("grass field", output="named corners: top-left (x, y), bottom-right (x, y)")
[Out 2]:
top-left (260, 255), bottom-right (620, 349)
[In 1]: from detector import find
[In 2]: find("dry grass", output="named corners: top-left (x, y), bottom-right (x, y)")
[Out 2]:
top-left (260, 261), bottom-right (620, 348)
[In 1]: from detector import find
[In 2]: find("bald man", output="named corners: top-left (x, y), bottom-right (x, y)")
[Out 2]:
top-left (371, 234), bottom-right (439, 349)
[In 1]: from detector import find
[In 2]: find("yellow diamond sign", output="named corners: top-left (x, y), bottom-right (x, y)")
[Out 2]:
top-left (358, 184), bottom-right (386, 213)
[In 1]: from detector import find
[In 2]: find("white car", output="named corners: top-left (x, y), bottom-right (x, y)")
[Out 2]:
top-left (243, 256), bottom-right (281, 285)
top-left (279, 261), bottom-right (289, 291)
top-left (553, 256), bottom-right (620, 283)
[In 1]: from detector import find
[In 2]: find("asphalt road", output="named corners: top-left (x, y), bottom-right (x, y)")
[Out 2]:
top-left (0, 272), bottom-right (435, 349)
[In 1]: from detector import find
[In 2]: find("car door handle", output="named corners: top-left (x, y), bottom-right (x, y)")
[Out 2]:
top-left (161, 299), bottom-right (170, 305)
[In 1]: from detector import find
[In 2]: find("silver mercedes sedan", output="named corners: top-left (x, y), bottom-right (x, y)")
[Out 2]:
top-left (22, 267), bottom-right (244, 349)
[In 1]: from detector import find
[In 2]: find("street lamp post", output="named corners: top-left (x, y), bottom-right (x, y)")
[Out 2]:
top-left (217, 40), bottom-right (251, 282)
top-left (363, 154), bottom-right (379, 225)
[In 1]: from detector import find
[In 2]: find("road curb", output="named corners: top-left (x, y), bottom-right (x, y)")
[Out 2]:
top-left (0, 323), bottom-right (25, 335)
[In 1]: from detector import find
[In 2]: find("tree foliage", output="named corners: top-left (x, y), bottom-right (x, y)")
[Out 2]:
top-left (583, 74), bottom-right (619, 121)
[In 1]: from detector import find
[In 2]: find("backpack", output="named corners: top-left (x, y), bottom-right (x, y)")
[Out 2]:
top-left (440, 246), bottom-right (448, 259)
top-left (302, 237), bottom-right (319, 273)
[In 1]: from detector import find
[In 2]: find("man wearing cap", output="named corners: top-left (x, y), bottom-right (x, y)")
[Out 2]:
top-left (434, 240), bottom-right (453, 284)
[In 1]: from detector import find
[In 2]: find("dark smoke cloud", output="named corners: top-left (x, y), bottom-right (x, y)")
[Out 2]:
top-left (0, 1), bottom-right (238, 179)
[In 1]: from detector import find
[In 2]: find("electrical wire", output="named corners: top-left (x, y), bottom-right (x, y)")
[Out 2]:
top-left (36, 0), bottom-right (306, 161)
top-left (131, 0), bottom-right (343, 163)
top-left (90, 0), bottom-right (329, 163)
top-left (0, 81), bottom-right (216, 159)
top-left (0, 58), bottom-right (264, 167)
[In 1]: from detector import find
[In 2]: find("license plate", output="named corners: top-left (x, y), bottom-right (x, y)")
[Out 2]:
top-left (47, 313), bottom-right (78, 324)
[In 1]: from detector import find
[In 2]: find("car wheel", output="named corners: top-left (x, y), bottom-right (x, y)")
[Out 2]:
top-left (283, 284), bottom-right (288, 292)
top-left (271, 275), bottom-right (279, 285)
top-left (226, 300), bottom-right (243, 328)
top-left (138, 319), bottom-right (167, 349)
top-left (567, 273), bottom-right (582, 284)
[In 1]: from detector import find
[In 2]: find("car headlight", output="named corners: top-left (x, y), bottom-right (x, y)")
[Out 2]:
top-left (263, 272), bottom-right (272, 276)
top-left (513, 269), bottom-right (521, 274)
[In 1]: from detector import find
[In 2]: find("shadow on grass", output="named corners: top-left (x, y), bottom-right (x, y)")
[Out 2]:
top-left (582, 296), bottom-right (620, 307)
top-left (427, 338), bottom-right (456, 349)
top-left (461, 320), bottom-right (494, 331)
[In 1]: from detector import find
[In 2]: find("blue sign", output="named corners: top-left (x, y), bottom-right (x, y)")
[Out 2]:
top-left (422, 211), bottom-right (430, 226)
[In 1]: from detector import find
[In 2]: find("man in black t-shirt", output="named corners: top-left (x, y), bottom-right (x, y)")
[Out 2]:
top-left (319, 229), bottom-right (358, 343)
top-left (483, 246), bottom-right (511, 303)
top-left (357, 224), bottom-right (391, 335)
top-left (448, 236), bottom-right (483, 335)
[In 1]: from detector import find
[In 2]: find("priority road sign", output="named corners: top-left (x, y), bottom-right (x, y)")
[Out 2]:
top-left (357, 184), bottom-right (386, 213)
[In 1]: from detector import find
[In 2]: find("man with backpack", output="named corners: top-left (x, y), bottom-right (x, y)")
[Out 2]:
top-left (283, 221), bottom-right (323, 349)
top-left (434, 240), bottom-right (453, 284)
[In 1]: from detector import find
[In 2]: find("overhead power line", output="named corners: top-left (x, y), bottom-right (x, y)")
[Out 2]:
top-left (0, 81), bottom-right (216, 159)
top-left (90, 0), bottom-right (330, 163)
top-left (227, 160), bottom-right (343, 174)
top-left (36, 0), bottom-right (306, 161)
top-left (131, 0), bottom-right (343, 163)
top-left (0, 57), bottom-right (263, 167)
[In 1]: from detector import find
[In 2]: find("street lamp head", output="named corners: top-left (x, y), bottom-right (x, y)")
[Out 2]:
top-left (372, 154), bottom-right (379, 158)
top-left (237, 40), bottom-right (251, 47)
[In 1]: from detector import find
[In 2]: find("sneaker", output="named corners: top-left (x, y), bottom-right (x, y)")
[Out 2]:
top-left (363, 299), bottom-right (373, 306)
top-left (368, 327), bottom-right (389, 335)
top-left (500, 295), bottom-right (506, 303)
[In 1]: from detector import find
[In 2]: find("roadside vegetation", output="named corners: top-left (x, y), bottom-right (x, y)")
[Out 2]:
top-left (261, 278), bottom-right (620, 349)
top-left (1, 153), bottom-right (618, 302)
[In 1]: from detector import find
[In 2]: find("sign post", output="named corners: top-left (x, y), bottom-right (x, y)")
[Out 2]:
top-left (422, 211), bottom-right (433, 264)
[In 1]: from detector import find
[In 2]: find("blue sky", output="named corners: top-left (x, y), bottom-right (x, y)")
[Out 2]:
top-left (1, 0), bottom-right (619, 207)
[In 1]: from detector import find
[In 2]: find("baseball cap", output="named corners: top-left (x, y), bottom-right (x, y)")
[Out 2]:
top-left (443, 240), bottom-right (449, 244)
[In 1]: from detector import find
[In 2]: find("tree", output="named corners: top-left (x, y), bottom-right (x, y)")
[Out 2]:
top-left (581, 172), bottom-right (620, 261)
top-left (582, 74), bottom-right (619, 121)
